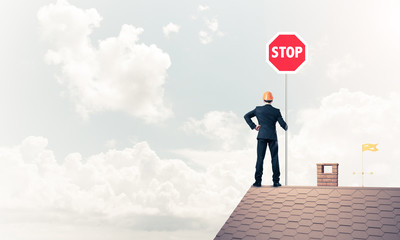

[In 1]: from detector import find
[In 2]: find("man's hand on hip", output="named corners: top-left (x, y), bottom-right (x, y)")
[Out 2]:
top-left (255, 125), bottom-right (261, 131)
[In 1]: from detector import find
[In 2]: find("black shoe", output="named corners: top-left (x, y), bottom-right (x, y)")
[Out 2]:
top-left (273, 182), bottom-right (281, 187)
top-left (253, 182), bottom-right (261, 187)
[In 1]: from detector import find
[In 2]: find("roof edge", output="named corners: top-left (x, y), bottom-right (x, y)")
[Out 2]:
top-left (255, 185), bottom-right (400, 190)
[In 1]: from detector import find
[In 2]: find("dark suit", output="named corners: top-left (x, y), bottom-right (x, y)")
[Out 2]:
top-left (244, 104), bottom-right (288, 184)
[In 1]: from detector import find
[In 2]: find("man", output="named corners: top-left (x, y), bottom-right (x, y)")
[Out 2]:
top-left (244, 91), bottom-right (288, 187)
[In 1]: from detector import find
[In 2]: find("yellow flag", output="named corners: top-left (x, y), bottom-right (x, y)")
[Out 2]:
top-left (362, 143), bottom-right (378, 152)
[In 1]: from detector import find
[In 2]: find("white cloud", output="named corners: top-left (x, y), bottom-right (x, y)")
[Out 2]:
top-left (198, 5), bottom-right (210, 12)
top-left (191, 5), bottom-right (210, 20)
top-left (37, 0), bottom-right (173, 123)
top-left (205, 18), bottom-right (218, 32)
top-left (199, 18), bottom-right (224, 44)
top-left (192, 5), bottom-right (224, 44)
top-left (0, 134), bottom-right (254, 239)
top-left (288, 88), bottom-right (400, 187)
top-left (183, 110), bottom-right (253, 150)
top-left (199, 31), bottom-right (212, 44)
top-left (163, 22), bottom-right (180, 38)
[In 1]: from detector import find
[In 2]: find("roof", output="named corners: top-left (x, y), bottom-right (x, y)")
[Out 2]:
top-left (214, 186), bottom-right (400, 240)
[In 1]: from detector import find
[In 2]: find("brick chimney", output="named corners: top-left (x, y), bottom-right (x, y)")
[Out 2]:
top-left (317, 163), bottom-right (339, 186)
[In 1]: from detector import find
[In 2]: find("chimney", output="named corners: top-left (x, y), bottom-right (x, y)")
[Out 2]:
top-left (316, 163), bottom-right (339, 186)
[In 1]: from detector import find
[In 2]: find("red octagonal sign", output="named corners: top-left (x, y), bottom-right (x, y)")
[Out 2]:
top-left (266, 32), bottom-right (307, 74)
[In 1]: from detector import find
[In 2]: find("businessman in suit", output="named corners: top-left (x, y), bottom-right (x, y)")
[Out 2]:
top-left (244, 91), bottom-right (288, 187)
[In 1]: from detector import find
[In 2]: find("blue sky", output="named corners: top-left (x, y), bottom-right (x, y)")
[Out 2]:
top-left (1, 0), bottom-right (400, 239)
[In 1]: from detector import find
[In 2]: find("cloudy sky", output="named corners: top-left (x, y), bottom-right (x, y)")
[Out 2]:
top-left (1, 0), bottom-right (400, 239)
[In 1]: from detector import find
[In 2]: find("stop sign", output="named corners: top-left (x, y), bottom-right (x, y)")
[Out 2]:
top-left (266, 32), bottom-right (307, 74)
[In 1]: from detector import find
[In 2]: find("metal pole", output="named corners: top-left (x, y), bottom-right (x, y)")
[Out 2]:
top-left (285, 74), bottom-right (288, 186)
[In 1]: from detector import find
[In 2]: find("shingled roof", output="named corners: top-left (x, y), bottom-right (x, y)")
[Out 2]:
top-left (214, 186), bottom-right (400, 240)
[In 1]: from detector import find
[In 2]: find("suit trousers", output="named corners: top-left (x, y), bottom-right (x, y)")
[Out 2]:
top-left (255, 139), bottom-right (280, 183)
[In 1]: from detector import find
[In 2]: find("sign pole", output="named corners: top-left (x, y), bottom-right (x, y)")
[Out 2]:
top-left (266, 32), bottom-right (307, 186)
top-left (285, 73), bottom-right (288, 186)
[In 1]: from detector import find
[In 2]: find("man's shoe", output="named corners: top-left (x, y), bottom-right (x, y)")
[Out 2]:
top-left (253, 182), bottom-right (261, 187)
top-left (273, 182), bottom-right (282, 187)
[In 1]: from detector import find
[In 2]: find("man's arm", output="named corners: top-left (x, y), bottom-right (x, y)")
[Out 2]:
top-left (244, 108), bottom-right (257, 130)
top-left (277, 110), bottom-right (288, 131)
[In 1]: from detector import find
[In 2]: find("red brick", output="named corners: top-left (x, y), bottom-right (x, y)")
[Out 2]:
top-left (318, 178), bottom-right (338, 183)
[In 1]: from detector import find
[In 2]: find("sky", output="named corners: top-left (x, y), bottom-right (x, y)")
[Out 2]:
top-left (1, 0), bottom-right (400, 239)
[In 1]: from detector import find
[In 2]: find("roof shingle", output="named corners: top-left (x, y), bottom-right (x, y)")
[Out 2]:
top-left (214, 186), bottom-right (400, 239)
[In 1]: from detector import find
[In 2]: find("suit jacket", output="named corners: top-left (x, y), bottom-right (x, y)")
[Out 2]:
top-left (244, 104), bottom-right (288, 140)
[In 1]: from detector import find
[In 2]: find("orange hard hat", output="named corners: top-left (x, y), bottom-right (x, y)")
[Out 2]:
top-left (263, 91), bottom-right (273, 101)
